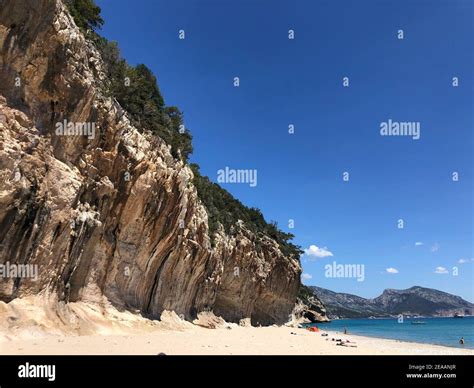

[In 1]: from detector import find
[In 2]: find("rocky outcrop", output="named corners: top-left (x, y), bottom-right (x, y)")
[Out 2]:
top-left (0, 0), bottom-right (301, 326)
top-left (292, 285), bottom-right (329, 323)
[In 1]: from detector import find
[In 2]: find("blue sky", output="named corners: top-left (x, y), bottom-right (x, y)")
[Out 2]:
top-left (96, 0), bottom-right (473, 301)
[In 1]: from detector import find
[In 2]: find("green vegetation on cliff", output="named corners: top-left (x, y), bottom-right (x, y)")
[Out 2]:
top-left (65, 0), bottom-right (103, 31)
top-left (298, 285), bottom-right (315, 301)
top-left (190, 164), bottom-right (302, 256)
top-left (65, 0), bottom-right (301, 259)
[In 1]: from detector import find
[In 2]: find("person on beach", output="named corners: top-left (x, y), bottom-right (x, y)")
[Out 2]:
top-left (344, 327), bottom-right (347, 334)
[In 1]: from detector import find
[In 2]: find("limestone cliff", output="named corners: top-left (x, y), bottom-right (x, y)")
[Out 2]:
top-left (0, 0), bottom-right (301, 325)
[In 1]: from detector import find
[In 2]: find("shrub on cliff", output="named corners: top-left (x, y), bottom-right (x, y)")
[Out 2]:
top-left (110, 63), bottom-right (194, 161)
top-left (91, 37), bottom-right (194, 161)
top-left (66, 1), bottom-right (193, 161)
top-left (190, 164), bottom-right (302, 258)
top-left (65, 0), bottom-right (103, 32)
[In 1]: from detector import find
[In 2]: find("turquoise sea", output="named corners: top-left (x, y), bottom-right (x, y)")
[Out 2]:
top-left (307, 316), bottom-right (474, 349)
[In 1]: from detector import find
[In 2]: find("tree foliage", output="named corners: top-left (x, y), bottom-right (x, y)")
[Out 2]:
top-left (190, 164), bottom-right (302, 257)
top-left (66, 0), bottom-right (104, 32)
top-left (94, 37), bottom-right (194, 161)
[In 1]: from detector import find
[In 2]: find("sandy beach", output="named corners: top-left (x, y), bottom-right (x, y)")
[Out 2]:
top-left (2, 324), bottom-right (472, 355)
top-left (1, 297), bottom-right (472, 355)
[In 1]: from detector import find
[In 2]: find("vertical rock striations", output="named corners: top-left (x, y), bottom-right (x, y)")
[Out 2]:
top-left (0, 0), bottom-right (301, 325)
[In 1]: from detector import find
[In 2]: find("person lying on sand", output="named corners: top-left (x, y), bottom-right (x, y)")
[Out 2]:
top-left (340, 339), bottom-right (355, 344)
top-left (331, 338), bottom-right (355, 344)
top-left (337, 342), bottom-right (357, 348)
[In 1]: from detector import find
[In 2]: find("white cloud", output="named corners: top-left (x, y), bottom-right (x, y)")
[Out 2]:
top-left (430, 243), bottom-right (440, 252)
top-left (415, 242), bottom-right (423, 246)
top-left (302, 273), bottom-right (313, 280)
top-left (304, 245), bottom-right (334, 259)
top-left (434, 266), bottom-right (448, 274)
top-left (458, 258), bottom-right (474, 264)
top-left (386, 267), bottom-right (399, 274)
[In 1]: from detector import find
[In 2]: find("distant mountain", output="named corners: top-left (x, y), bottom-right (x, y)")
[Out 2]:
top-left (309, 286), bottom-right (474, 319)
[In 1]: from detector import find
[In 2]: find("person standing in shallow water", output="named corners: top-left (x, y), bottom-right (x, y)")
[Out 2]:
top-left (459, 337), bottom-right (464, 345)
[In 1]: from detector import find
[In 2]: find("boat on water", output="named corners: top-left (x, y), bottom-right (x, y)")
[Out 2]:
top-left (411, 321), bottom-right (426, 325)
top-left (453, 313), bottom-right (464, 318)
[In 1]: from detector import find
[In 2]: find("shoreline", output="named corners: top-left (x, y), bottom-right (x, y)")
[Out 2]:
top-left (323, 330), bottom-right (473, 352)
top-left (1, 325), bottom-right (472, 356)
top-left (308, 316), bottom-right (474, 350)
top-left (314, 327), bottom-right (473, 351)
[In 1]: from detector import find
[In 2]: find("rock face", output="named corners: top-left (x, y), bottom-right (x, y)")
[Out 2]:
top-left (0, 0), bottom-right (301, 325)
